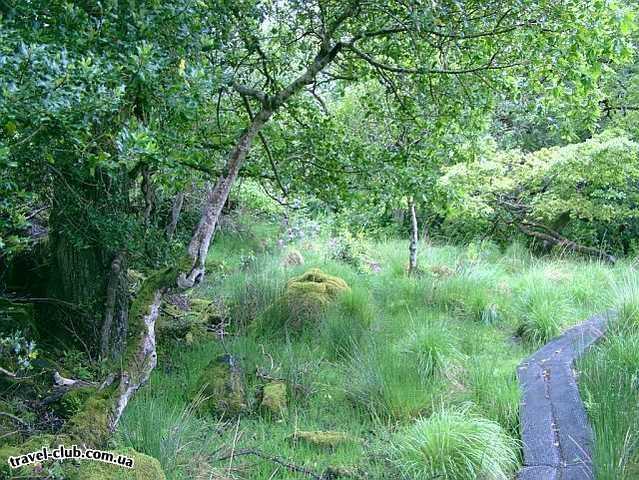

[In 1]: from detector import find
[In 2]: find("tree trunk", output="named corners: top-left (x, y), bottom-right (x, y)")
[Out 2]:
top-left (178, 108), bottom-right (275, 287)
top-left (102, 40), bottom-right (346, 438)
top-left (141, 166), bottom-right (155, 227)
top-left (164, 190), bottom-right (185, 240)
top-left (408, 198), bottom-right (419, 275)
top-left (100, 253), bottom-right (128, 361)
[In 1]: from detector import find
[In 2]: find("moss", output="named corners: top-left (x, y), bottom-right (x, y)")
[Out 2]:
top-left (1, 442), bottom-right (164, 480)
top-left (282, 269), bottom-right (350, 329)
top-left (55, 386), bottom-right (98, 418)
top-left (289, 431), bottom-right (359, 448)
top-left (195, 355), bottom-right (246, 416)
top-left (260, 381), bottom-right (287, 416)
top-left (63, 448), bottom-right (165, 480)
top-left (64, 390), bottom-right (111, 447)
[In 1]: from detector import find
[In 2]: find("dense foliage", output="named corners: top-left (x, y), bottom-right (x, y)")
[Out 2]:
top-left (2, 1), bottom-right (639, 479)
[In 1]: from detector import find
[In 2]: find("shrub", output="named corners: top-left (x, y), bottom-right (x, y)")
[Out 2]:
top-left (326, 230), bottom-right (368, 268)
top-left (388, 407), bottom-right (519, 480)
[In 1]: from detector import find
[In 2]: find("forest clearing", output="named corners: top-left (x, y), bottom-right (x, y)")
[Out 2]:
top-left (1, 1), bottom-right (639, 479)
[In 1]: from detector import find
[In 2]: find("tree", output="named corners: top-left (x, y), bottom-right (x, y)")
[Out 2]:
top-left (1, 0), bottom-right (633, 445)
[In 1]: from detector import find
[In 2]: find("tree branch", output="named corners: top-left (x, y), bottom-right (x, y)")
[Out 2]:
top-left (348, 45), bottom-right (524, 75)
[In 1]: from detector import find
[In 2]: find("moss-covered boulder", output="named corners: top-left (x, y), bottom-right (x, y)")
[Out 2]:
top-left (289, 430), bottom-right (359, 448)
top-left (64, 448), bottom-right (165, 480)
top-left (63, 392), bottom-right (111, 447)
top-left (195, 355), bottom-right (246, 416)
top-left (283, 269), bottom-right (350, 328)
top-left (259, 381), bottom-right (287, 416)
top-left (1, 440), bottom-right (164, 480)
top-left (0, 433), bottom-right (73, 478)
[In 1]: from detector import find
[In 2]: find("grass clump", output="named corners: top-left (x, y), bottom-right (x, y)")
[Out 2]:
top-left (466, 356), bottom-right (521, 435)
top-left (513, 280), bottom-right (575, 345)
top-left (319, 287), bottom-right (373, 360)
top-left (118, 393), bottom-right (218, 479)
top-left (429, 268), bottom-right (503, 324)
top-left (388, 407), bottom-right (519, 480)
top-left (398, 321), bottom-right (463, 377)
top-left (344, 339), bottom-right (449, 420)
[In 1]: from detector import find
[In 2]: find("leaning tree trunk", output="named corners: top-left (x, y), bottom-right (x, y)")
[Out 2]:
top-left (72, 40), bottom-right (347, 443)
top-left (178, 109), bottom-right (274, 288)
top-left (177, 42), bottom-right (343, 288)
top-left (408, 198), bottom-right (419, 275)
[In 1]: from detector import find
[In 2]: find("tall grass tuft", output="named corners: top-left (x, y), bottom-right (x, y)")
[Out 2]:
top-left (319, 287), bottom-right (373, 360)
top-left (429, 268), bottom-right (503, 324)
top-left (513, 281), bottom-right (575, 345)
top-left (467, 356), bottom-right (521, 436)
top-left (118, 391), bottom-right (220, 479)
top-left (398, 321), bottom-right (463, 377)
top-left (344, 339), bottom-right (450, 420)
top-left (388, 406), bottom-right (519, 480)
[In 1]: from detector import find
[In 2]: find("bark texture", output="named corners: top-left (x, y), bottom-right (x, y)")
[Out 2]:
top-left (100, 253), bottom-right (128, 361)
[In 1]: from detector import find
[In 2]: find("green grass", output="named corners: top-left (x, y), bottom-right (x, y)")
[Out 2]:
top-left (116, 219), bottom-right (636, 479)
top-left (579, 274), bottom-right (639, 480)
top-left (388, 406), bottom-right (520, 480)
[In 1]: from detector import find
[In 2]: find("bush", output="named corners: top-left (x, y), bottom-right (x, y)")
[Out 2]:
top-left (326, 230), bottom-right (368, 269)
top-left (388, 407), bottom-right (519, 480)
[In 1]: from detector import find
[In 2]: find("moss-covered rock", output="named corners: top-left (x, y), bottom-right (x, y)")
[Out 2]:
top-left (64, 448), bottom-right (165, 480)
top-left (0, 433), bottom-right (72, 478)
top-left (289, 430), bottom-right (359, 448)
top-left (1, 441), bottom-right (164, 480)
top-left (283, 269), bottom-right (350, 328)
top-left (260, 381), bottom-right (287, 416)
top-left (195, 355), bottom-right (246, 416)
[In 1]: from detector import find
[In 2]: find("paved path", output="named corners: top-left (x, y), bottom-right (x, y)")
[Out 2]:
top-left (517, 311), bottom-right (615, 480)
